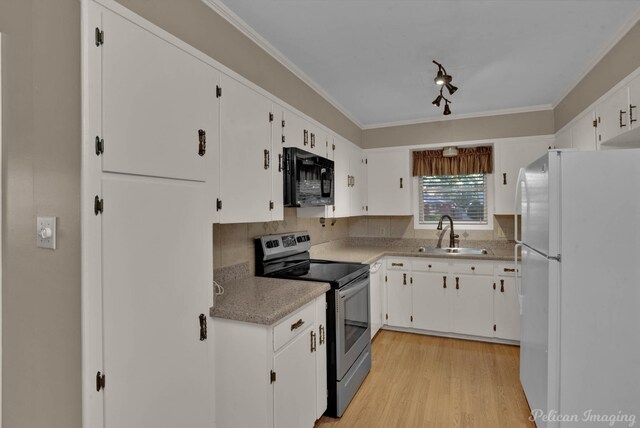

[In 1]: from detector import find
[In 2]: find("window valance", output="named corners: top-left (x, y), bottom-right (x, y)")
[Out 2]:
top-left (412, 146), bottom-right (493, 177)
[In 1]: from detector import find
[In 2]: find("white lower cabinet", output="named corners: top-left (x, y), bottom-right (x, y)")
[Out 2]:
top-left (214, 295), bottom-right (327, 428)
top-left (383, 257), bottom-right (521, 342)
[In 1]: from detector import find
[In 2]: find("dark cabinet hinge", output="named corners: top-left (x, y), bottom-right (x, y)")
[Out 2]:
top-left (270, 370), bottom-right (277, 384)
top-left (216, 85), bottom-right (222, 98)
top-left (96, 371), bottom-right (106, 391)
top-left (385, 313), bottom-right (388, 320)
top-left (410, 315), bottom-right (413, 322)
top-left (198, 129), bottom-right (206, 156)
top-left (592, 119), bottom-right (598, 128)
top-left (216, 198), bottom-right (222, 211)
top-left (269, 112), bottom-right (274, 122)
top-left (94, 196), bottom-right (103, 215)
top-left (95, 27), bottom-right (104, 46)
top-left (366, 205), bottom-right (369, 212)
top-left (281, 119), bottom-right (286, 128)
top-left (332, 205), bottom-right (336, 212)
top-left (95, 136), bottom-right (104, 156)
top-left (269, 201), bottom-right (274, 210)
top-left (365, 158), bottom-right (368, 165)
top-left (332, 144), bottom-right (335, 151)
top-left (384, 275), bottom-right (387, 282)
top-left (281, 135), bottom-right (285, 144)
top-left (199, 314), bottom-right (207, 340)
top-left (493, 324), bottom-right (496, 332)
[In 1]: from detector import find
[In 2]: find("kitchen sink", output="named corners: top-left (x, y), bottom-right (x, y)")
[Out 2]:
top-left (416, 247), bottom-right (489, 255)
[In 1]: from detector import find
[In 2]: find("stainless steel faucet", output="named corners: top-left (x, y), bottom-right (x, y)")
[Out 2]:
top-left (437, 215), bottom-right (459, 248)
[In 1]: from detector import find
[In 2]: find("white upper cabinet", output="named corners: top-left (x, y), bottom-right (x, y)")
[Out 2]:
top-left (349, 144), bottom-right (368, 216)
top-left (282, 108), bottom-right (307, 151)
top-left (333, 137), bottom-right (351, 218)
top-left (494, 140), bottom-right (550, 215)
top-left (571, 111), bottom-right (598, 151)
top-left (366, 150), bottom-right (411, 216)
top-left (219, 74), bottom-right (276, 223)
top-left (102, 9), bottom-right (217, 182)
top-left (596, 86), bottom-right (628, 145)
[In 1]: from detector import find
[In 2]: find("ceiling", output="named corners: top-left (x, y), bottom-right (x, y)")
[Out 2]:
top-left (214, 0), bottom-right (640, 128)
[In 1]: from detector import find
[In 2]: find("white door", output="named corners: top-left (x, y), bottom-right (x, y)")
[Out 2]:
top-left (494, 276), bottom-right (520, 340)
top-left (412, 272), bottom-right (450, 332)
top-left (219, 74), bottom-right (273, 223)
top-left (102, 9), bottom-right (217, 182)
top-left (102, 175), bottom-right (213, 428)
top-left (333, 138), bottom-right (351, 218)
top-left (450, 275), bottom-right (493, 337)
top-left (366, 150), bottom-right (411, 215)
top-left (273, 327), bottom-right (317, 428)
top-left (315, 296), bottom-right (327, 419)
top-left (385, 271), bottom-right (412, 328)
top-left (596, 86), bottom-right (628, 145)
top-left (571, 111), bottom-right (597, 151)
top-left (495, 140), bottom-right (549, 214)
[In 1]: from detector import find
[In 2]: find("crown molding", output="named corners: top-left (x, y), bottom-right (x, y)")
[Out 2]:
top-left (551, 6), bottom-right (640, 108)
top-left (201, 0), bottom-right (364, 129)
top-left (361, 104), bottom-right (553, 130)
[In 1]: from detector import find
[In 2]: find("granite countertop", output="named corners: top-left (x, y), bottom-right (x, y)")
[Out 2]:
top-left (310, 238), bottom-right (519, 265)
top-left (210, 275), bottom-right (330, 326)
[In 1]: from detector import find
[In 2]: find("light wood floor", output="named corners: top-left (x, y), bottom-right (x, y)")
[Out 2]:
top-left (316, 330), bottom-right (534, 428)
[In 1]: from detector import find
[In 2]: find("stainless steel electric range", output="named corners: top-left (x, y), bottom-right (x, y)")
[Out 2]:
top-left (256, 231), bottom-right (371, 418)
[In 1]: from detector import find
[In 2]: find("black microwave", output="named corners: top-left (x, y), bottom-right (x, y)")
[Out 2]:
top-left (283, 147), bottom-right (334, 207)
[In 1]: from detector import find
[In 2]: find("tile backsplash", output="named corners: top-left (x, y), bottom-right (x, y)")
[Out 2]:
top-left (348, 215), bottom-right (519, 242)
top-left (213, 210), bottom-right (518, 274)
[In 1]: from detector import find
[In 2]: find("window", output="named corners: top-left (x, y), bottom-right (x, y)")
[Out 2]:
top-left (418, 174), bottom-right (488, 225)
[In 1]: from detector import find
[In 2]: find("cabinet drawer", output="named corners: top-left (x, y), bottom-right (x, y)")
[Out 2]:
top-left (412, 259), bottom-right (449, 273)
top-left (273, 301), bottom-right (316, 352)
top-left (386, 258), bottom-right (410, 270)
top-left (452, 262), bottom-right (494, 276)
top-left (496, 263), bottom-right (521, 277)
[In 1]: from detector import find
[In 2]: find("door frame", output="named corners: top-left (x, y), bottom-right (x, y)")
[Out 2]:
top-left (1, 32), bottom-right (4, 426)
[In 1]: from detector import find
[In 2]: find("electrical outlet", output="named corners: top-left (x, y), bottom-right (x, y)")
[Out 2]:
top-left (37, 216), bottom-right (57, 250)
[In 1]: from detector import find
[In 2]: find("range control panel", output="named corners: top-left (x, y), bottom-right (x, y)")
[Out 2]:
top-left (257, 231), bottom-right (312, 261)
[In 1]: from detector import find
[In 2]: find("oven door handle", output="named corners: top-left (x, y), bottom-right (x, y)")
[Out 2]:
top-left (339, 278), bottom-right (368, 299)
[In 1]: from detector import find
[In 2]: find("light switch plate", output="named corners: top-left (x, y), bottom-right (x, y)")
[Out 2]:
top-left (37, 216), bottom-right (57, 250)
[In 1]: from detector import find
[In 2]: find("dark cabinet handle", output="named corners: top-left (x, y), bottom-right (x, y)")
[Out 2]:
top-left (319, 325), bottom-right (325, 345)
top-left (456, 277), bottom-right (459, 290)
top-left (500, 279), bottom-right (505, 293)
top-left (310, 133), bottom-right (316, 148)
top-left (443, 276), bottom-right (447, 289)
top-left (310, 331), bottom-right (316, 352)
top-left (291, 319), bottom-right (305, 331)
top-left (264, 149), bottom-right (270, 169)
top-left (198, 129), bottom-right (206, 156)
top-left (503, 173), bottom-right (507, 185)
top-left (493, 282), bottom-right (496, 290)
top-left (504, 268), bottom-right (516, 272)
top-left (391, 263), bottom-right (404, 267)
top-left (400, 177), bottom-right (404, 188)
top-left (303, 129), bottom-right (309, 145)
top-left (199, 314), bottom-right (207, 341)
top-left (403, 273), bottom-right (407, 285)
top-left (278, 153), bottom-right (283, 172)
top-left (620, 109), bottom-right (627, 128)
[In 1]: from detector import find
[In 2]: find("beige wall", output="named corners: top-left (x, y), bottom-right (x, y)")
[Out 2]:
top-left (213, 208), bottom-right (350, 274)
top-left (362, 110), bottom-right (555, 149)
top-left (115, 0), bottom-right (362, 145)
top-left (348, 215), bottom-right (518, 242)
top-left (555, 20), bottom-right (640, 130)
top-left (1, 1), bottom-right (82, 427)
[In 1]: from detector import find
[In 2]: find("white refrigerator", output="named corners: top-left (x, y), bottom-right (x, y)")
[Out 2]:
top-left (517, 149), bottom-right (640, 427)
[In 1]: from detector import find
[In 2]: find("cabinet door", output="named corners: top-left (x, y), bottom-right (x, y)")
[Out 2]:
top-left (494, 277), bottom-right (520, 341)
top-left (571, 112), bottom-right (598, 151)
top-left (102, 9), bottom-right (216, 182)
top-left (494, 140), bottom-right (549, 214)
top-left (333, 138), bottom-right (351, 218)
top-left (315, 296), bottom-right (328, 419)
top-left (366, 150), bottom-right (411, 215)
top-left (450, 275), bottom-right (494, 337)
top-left (349, 145), bottom-right (367, 215)
top-left (219, 75), bottom-right (273, 223)
top-left (369, 263), bottom-right (383, 338)
top-left (386, 270), bottom-right (412, 328)
top-left (273, 327), bottom-right (317, 428)
top-left (102, 176), bottom-right (213, 428)
top-left (596, 86), bottom-right (629, 145)
top-left (628, 75), bottom-right (640, 131)
top-left (282, 108), bottom-right (307, 151)
top-left (412, 272), bottom-right (450, 333)
top-left (271, 106), bottom-right (284, 221)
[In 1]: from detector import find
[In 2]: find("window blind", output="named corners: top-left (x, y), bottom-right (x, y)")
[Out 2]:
top-left (418, 174), bottom-right (488, 224)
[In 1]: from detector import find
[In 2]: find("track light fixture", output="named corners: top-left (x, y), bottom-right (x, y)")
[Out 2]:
top-left (432, 60), bottom-right (458, 115)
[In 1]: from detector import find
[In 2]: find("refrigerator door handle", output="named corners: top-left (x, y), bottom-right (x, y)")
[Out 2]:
top-left (515, 242), bottom-right (523, 315)
top-left (514, 167), bottom-right (525, 244)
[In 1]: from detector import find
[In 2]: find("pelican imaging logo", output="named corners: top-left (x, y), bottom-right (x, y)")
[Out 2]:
top-left (530, 410), bottom-right (636, 426)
